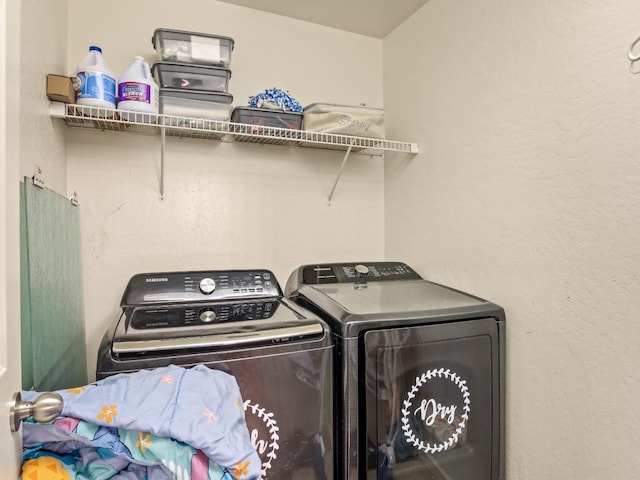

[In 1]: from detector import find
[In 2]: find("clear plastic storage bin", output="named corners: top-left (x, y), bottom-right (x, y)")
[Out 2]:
top-left (159, 88), bottom-right (233, 121)
top-left (232, 107), bottom-right (303, 130)
top-left (152, 28), bottom-right (234, 68)
top-left (152, 62), bottom-right (231, 92)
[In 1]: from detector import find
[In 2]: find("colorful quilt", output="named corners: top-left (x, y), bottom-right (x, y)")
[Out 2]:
top-left (20, 364), bottom-right (261, 480)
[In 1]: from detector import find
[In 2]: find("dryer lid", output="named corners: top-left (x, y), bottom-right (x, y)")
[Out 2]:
top-left (298, 280), bottom-right (503, 337)
top-left (305, 280), bottom-right (485, 315)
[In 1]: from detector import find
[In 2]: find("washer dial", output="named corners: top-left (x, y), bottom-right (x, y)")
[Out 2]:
top-left (199, 309), bottom-right (217, 323)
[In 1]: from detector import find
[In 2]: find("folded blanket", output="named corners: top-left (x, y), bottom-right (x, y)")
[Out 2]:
top-left (22, 419), bottom-right (233, 480)
top-left (22, 365), bottom-right (261, 479)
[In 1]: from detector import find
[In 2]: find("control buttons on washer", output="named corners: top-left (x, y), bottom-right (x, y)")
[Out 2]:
top-left (199, 277), bottom-right (216, 294)
top-left (199, 309), bottom-right (217, 323)
top-left (354, 264), bottom-right (370, 277)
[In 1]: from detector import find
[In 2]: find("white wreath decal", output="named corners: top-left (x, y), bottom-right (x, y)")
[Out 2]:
top-left (243, 400), bottom-right (280, 479)
top-left (401, 368), bottom-right (470, 454)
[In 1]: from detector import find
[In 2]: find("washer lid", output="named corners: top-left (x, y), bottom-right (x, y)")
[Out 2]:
top-left (111, 298), bottom-right (327, 354)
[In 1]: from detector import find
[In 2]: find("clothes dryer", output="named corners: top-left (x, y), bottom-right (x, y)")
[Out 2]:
top-left (97, 269), bottom-right (334, 480)
top-left (285, 262), bottom-right (505, 480)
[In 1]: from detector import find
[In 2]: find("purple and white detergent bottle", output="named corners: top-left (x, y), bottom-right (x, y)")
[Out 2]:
top-left (117, 56), bottom-right (159, 120)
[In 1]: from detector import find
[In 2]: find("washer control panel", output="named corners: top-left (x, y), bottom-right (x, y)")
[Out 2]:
top-left (129, 300), bottom-right (280, 329)
top-left (121, 269), bottom-right (279, 306)
top-left (301, 262), bottom-right (421, 284)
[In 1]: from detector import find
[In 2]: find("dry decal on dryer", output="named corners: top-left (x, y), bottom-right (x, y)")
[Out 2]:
top-left (401, 368), bottom-right (470, 454)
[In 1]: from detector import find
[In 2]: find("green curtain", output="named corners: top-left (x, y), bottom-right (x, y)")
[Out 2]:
top-left (20, 178), bottom-right (87, 391)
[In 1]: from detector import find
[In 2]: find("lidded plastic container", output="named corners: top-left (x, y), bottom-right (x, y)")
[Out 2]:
top-left (232, 107), bottom-right (303, 130)
top-left (159, 88), bottom-right (233, 122)
top-left (75, 45), bottom-right (116, 109)
top-left (152, 28), bottom-right (234, 67)
top-left (117, 56), bottom-right (159, 116)
top-left (152, 61), bottom-right (231, 92)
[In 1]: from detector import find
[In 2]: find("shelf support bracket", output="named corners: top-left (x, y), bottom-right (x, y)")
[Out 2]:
top-left (49, 101), bottom-right (66, 119)
top-left (328, 144), bottom-right (353, 205)
top-left (160, 123), bottom-right (166, 200)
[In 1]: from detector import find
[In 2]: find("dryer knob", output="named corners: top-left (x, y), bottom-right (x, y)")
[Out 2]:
top-left (354, 264), bottom-right (370, 277)
top-left (199, 309), bottom-right (217, 323)
top-left (199, 277), bottom-right (216, 294)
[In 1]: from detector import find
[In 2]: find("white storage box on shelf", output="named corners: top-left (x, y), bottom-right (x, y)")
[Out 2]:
top-left (152, 61), bottom-right (231, 93)
top-left (159, 88), bottom-right (233, 122)
top-left (303, 103), bottom-right (385, 139)
top-left (152, 28), bottom-right (234, 68)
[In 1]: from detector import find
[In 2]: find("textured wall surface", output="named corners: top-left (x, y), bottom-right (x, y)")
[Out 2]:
top-left (384, 0), bottom-right (640, 478)
top-left (65, 0), bottom-right (386, 379)
top-left (20, 0), bottom-right (67, 193)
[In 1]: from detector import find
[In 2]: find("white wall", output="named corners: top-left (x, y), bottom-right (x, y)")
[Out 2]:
top-left (20, 0), bottom-right (67, 193)
top-left (65, 0), bottom-right (386, 379)
top-left (2, 0), bottom-right (66, 465)
top-left (384, 1), bottom-right (640, 478)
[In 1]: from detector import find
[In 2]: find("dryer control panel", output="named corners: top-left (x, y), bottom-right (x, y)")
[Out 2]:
top-left (300, 261), bottom-right (422, 285)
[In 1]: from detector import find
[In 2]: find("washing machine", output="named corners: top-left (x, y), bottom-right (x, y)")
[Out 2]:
top-left (285, 261), bottom-right (505, 480)
top-left (96, 269), bottom-right (334, 480)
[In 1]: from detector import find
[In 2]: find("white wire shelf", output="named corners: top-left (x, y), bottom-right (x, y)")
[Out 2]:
top-left (50, 102), bottom-right (420, 201)
top-left (51, 102), bottom-right (420, 156)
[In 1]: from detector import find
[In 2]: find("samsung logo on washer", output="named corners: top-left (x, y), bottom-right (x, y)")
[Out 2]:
top-left (145, 277), bottom-right (169, 283)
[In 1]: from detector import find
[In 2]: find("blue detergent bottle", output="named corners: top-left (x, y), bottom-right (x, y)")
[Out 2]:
top-left (75, 46), bottom-right (116, 109)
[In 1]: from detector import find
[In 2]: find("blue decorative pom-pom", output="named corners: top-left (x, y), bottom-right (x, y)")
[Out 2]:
top-left (248, 88), bottom-right (303, 112)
